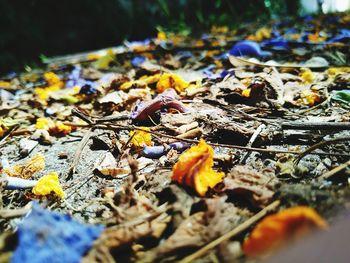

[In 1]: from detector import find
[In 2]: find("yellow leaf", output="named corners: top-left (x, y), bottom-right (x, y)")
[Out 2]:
top-left (35, 118), bottom-right (51, 130)
top-left (4, 154), bottom-right (45, 179)
top-left (0, 80), bottom-right (11, 88)
top-left (157, 31), bottom-right (167, 41)
top-left (247, 27), bottom-right (271, 41)
top-left (298, 89), bottom-right (321, 106)
top-left (94, 49), bottom-right (115, 70)
top-left (242, 88), bottom-right (251, 97)
top-left (120, 74), bottom-right (161, 91)
top-left (32, 172), bottom-right (65, 198)
top-left (129, 127), bottom-right (152, 148)
top-left (307, 32), bottom-right (326, 43)
top-left (172, 139), bottom-right (224, 196)
top-left (86, 53), bottom-right (101, 60)
top-left (327, 67), bottom-right (350, 77)
top-left (44, 72), bottom-right (62, 86)
top-left (211, 26), bottom-right (229, 34)
top-left (49, 121), bottom-right (73, 136)
top-left (156, 73), bottom-right (189, 93)
top-left (243, 206), bottom-right (328, 258)
top-left (300, 68), bottom-right (315, 84)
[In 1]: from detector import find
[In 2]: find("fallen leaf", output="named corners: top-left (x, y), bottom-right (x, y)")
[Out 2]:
top-left (4, 154), bottom-right (45, 179)
top-left (221, 166), bottom-right (278, 208)
top-left (155, 197), bottom-right (245, 258)
top-left (243, 206), bottom-right (328, 258)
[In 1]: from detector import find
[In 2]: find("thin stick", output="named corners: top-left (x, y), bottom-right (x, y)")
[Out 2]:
top-left (318, 159), bottom-right (350, 180)
top-left (295, 136), bottom-right (350, 165)
top-left (101, 124), bottom-right (350, 157)
top-left (179, 200), bottom-right (280, 263)
top-left (0, 207), bottom-right (30, 219)
top-left (63, 122), bottom-right (350, 158)
top-left (282, 122), bottom-right (350, 131)
top-left (240, 124), bottom-right (266, 164)
top-left (0, 124), bottom-right (19, 147)
top-left (67, 128), bottom-right (92, 179)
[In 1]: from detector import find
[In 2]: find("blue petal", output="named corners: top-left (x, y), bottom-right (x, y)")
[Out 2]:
top-left (12, 203), bottom-right (104, 263)
top-left (229, 40), bottom-right (271, 58)
top-left (131, 56), bottom-right (146, 67)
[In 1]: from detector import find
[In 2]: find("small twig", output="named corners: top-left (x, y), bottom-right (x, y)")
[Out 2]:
top-left (295, 136), bottom-right (350, 165)
top-left (318, 159), bottom-right (350, 181)
top-left (3, 177), bottom-right (38, 190)
top-left (203, 99), bottom-right (278, 125)
top-left (282, 122), bottom-right (350, 131)
top-left (0, 124), bottom-right (19, 147)
top-left (240, 124), bottom-right (266, 164)
top-left (67, 128), bottom-right (92, 179)
top-left (63, 122), bottom-right (350, 158)
top-left (179, 200), bottom-right (280, 263)
top-left (95, 114), bottom-right (130, 123)
top-left (71, 108), bottom-right (93, 124)
top-left (0, 207), bottom-right (30, 219)
top-left (101, 124), bottom-right (350, 158)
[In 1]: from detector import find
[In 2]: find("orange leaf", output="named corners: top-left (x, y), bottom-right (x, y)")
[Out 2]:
top-left (172, 139), bottom-right (224, 196)
top-left (243, 206), bottom-right (328, 258)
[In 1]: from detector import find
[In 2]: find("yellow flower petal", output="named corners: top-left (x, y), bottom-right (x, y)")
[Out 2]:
top-left (49, 121), bottom-right (73, 136)
top-left (129, 127), bottom-right (152, 148)
top-left (156, 73), bottom-right (189, 93)
top-left (157, 31), bottom-right (167, 41)
top-left (44, 72), bottom-right (62, 86)
top-left (300, 69), bottom-right (315, 84)
top-left (242, 88), bottom-right (251, 97)
top-left (32, 172), bottom-right (65, 198)
top-left (35, 118), bottom-right (51, 130)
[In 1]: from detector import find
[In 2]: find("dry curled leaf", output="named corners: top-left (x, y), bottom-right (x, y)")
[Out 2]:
top-left (221, 165), bottom-right (278, 208)
top-left (243, 206), bottom-right (328, 258)
top-left (4, 154), bottom-right (45, 179)
top-left (84, 211), bottom-right (170, 263)
top-left (172, 139), bottom-right (224, 196)
top-left (154, 197), bottom-right (246, 259)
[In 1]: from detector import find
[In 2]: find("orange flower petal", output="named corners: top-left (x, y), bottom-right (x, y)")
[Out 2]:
top-left (172, 139), bottom-right (224, 196)
top-left (243, 206), bottom-right (328, 258)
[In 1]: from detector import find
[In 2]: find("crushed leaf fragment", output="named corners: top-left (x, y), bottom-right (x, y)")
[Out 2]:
top-left (4, 154), bottom-right (45, 179)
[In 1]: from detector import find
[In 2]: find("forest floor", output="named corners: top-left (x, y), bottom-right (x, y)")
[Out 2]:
top-left (1, 12), bottom-right (350, 263)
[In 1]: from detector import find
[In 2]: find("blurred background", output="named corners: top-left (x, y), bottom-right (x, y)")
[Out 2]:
top-left (0, 0), bottom-right (349, 74)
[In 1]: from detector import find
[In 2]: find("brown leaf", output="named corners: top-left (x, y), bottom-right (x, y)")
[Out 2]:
top-left (155, 197), bottom-right (246, 258)
top-left (83, 212), bottom-right (170, 263)
top-left (221, 165), bottom-right (279, 208)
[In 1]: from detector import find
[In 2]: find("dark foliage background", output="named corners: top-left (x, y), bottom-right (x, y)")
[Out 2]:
top-left (0, 0), bottom-right (300, 73)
